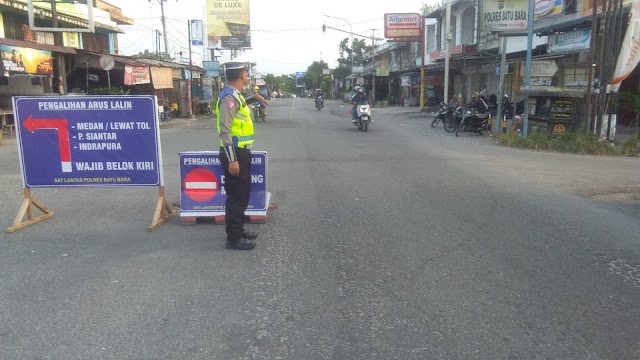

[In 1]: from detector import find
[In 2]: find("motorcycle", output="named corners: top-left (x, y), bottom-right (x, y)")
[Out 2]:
top-left (199, 102), bottom-right (212, 116)
top-left (431, 102), bottom-right (453, 128)
top-left (251, 101), bottom-right (266, 122)
top-left (315, 96), bottom-right (324, 110)
top-left (354, 100), bottom-right (372, 132)
top-left (455, 108), bottom-right (490, 137)
top-left (444, 106), bottom-right (464, 133)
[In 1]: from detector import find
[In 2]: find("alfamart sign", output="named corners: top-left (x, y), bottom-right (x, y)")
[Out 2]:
top-left (384, 13), bottom-right (421, 39)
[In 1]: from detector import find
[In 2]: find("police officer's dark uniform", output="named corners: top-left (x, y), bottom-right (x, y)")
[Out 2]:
top-left (216, 62), bottom-right (258, 250)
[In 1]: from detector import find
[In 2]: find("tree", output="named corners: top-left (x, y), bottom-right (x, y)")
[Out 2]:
top-left (333, 65), bottom-right (351, 85)
top-left (261, 73), bottom-right (297, 95)
top-left (421, 2), bottom-right (439, 15)
top-left (281, 74), bottom-right (296, 94)
top-left (304, 60), bottom-right (329, 90)
top-left (264, 73), bottom-right (281, 90)
top-left (132, 49), bottom-right (157, 60)
top-left (337, 37), bottom-right (372, 70)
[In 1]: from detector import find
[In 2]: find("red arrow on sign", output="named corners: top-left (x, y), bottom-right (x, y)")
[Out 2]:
top-left (23, 115), bottom-right (72, 172)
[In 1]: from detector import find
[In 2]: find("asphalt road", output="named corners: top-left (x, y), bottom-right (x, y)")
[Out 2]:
top-left (0, 98), bottom-right (639, 359)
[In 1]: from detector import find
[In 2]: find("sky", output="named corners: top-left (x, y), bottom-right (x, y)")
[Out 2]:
top-left (108, 0), bottom-right (431, 76)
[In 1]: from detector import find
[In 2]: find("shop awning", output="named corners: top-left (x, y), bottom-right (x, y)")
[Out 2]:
top-left (0, 38), bottom-right (77, 54)
top-left (534, 15), bottom-right (594, 35)
top-left (517, 86), bottom-right (587, 98)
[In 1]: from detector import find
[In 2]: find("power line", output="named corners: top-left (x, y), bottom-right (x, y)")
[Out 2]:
top-left (120, 31), bottom-right (153, 53)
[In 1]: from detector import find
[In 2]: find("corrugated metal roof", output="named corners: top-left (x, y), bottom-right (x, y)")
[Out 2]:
top-left (78, 50), bottom-right (204, 72)
top-left (0, 38), bottom-right (77, 54)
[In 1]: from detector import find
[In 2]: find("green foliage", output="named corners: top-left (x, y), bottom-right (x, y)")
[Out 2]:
top-left (304, 61), bottom-right (329, 90)
top-left (337, 37), bottom-right (372, 71)
top-left (494, 130), bottom-right (631, 156)
top-left (89, 86), bottom-right (130, 95)
top-left (619, 90), bottom-right (640, 133)
top-left (621, 133), bottom-right (640, 156)
top-left (332, 66), bottom-right (351, 82)
top-left (132, 49), bottom-right (158, 60)
top-left (262, 73), bottom-right (296, 95)
top-left (421, 2), bottom-right (439, 15)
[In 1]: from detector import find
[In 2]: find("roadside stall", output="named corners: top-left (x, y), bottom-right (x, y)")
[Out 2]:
top-left (518, 87), bottom-right (583, 136)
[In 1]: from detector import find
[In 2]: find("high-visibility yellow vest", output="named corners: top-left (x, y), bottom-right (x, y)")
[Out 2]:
top-left (216, 86), bottom-right (254, 147)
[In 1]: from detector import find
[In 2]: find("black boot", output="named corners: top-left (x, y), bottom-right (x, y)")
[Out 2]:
top-left (225, 238), bottom-right (256, 250)
top-left (241, 230), bottom-right (258, 240)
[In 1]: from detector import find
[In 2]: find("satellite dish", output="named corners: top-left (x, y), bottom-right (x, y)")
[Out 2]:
top-left (99, 55), bottom-right (115, 71)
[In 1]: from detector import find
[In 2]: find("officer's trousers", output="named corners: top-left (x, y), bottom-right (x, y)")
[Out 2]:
top-left (220, 147), bottom-right (252, 241)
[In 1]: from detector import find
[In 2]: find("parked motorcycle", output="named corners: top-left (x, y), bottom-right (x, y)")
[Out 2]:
top-left (252, 101), bottom-right (266, 121)
top-left (455, 108), bottom-right (490, 137)
top-left (431, 102), bottom-right (453, 128)
top-left (199, 102), bottom-right (212, 116)
top-left (354, 101), bottom-right (372, 132)
top-left (315, 96), bottom-right (324, 110)
top-left (444, 106), bottom-right (464, 133)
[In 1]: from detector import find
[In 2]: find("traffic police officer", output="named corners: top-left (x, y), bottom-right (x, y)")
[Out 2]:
top-left (216, 62), bottom-right (258, 250)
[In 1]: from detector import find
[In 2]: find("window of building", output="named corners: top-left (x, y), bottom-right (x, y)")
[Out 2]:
top-left (563, 67), bottom-right (588, 85)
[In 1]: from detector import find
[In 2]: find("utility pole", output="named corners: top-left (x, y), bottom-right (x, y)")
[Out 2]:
top-left (148, 0), bottom-right (171, 61)
top-left (156, 30), bottom-right (161, 60)
top-left (371, 29), bottom-right (376, 105)
top-left (585, 0), bottom-right (598, 131)
top-left (50, 0), bottom-right (65, 94)
top-left (596, 0), bottom-right (612, 136)
top-left (187, 20), bottom-right (193, 78)
top-left (496, 35), bottom-right (507, 133)
top-left (522, 0), bottom-right (535, 137)
top-left (420, 15), bottom-right (425, 111)
top-left (188, 19), bottom-right (194, 117)
top-left (444, 0), bottom-right (451, 104)
top-left (324, 15), bottom-right (353, 86)
top-left (160, 0), bottom-right (170, 61)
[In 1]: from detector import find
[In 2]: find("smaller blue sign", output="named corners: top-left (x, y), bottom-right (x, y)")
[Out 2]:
top-left (179, 151), bottom-right (268, 216)
top-left (548, 29), bottom-right (591, 54)
top-left (203, 61), bottom-right (220, 71)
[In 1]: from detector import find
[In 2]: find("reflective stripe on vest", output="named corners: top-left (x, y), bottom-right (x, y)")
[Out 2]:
top-left (216, 86), bottom-right (255, 148)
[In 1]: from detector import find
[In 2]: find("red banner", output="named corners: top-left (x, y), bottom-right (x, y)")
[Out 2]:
top-left (124, 65), bottom-right (151, 85)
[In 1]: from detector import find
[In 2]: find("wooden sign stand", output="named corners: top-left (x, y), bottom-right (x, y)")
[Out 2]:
top-left (148, 186), bottom-right (175, 231)
top-left (6, 188), bottom-right (54, 234)
top-left (6, 186), bottom-right (175, 234)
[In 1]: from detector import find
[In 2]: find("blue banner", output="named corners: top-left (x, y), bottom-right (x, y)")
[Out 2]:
top-left (179, 151), bottom-right (268, 216)
top-left (13, 96), bottom-right (163, 188)
top-left (548, 29), bottom-right (591, 54)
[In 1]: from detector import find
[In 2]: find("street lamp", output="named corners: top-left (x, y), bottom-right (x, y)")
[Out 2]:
top-left (323, 15), bottom-right (354, 76)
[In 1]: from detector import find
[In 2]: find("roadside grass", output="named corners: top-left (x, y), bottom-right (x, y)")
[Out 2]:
top-left (495, 130), bottom-right (640, 156)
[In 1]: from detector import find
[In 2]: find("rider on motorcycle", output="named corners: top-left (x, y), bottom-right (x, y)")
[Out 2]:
top-left (351, 87), bottom-right (368, 123)
top-left (448, 94), bottom-right (461, 109)
top-left (468, 91), bottom-right (490, 122)
top-left (253, 85), bottom-right (270, 116)
top-left (315, 89), bottom-right (324, 108)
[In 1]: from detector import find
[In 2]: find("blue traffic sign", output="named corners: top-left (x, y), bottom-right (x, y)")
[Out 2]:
top-left (179, 151), bottom-right (268, 216)
top-left (13, 96), bottom-right (163, 188)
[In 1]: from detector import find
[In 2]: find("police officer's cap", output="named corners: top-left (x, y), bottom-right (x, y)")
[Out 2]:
top-left (223, 62), bottom-right (247, 71)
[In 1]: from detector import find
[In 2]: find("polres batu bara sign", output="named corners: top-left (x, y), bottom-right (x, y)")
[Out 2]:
top-left (480, 0), bottom-right (529, 31)
top-left (384, 13), bottom-right (421, 39)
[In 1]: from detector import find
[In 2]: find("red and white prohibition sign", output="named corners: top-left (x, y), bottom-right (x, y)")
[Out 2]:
top-left (183, 168), bottom-right (219, 202)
